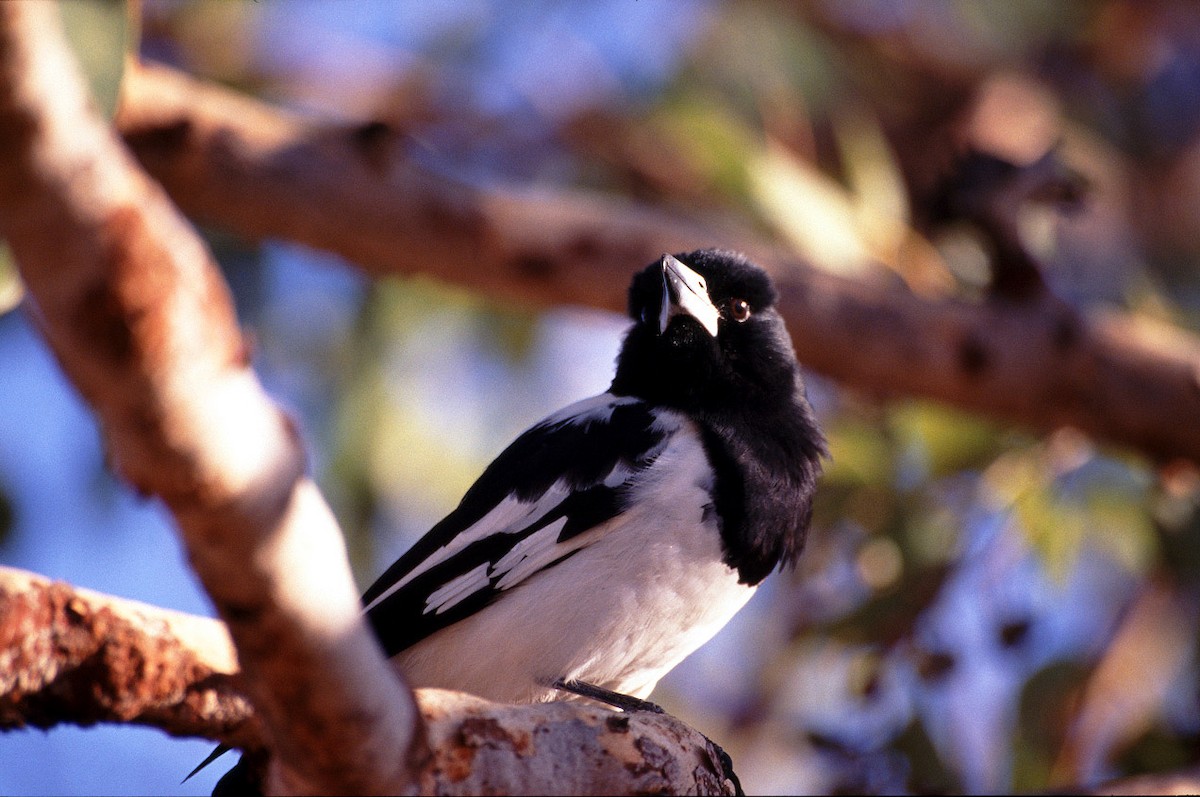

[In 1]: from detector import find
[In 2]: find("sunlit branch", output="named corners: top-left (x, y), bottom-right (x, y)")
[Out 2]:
top-left (0, 566), bottom-right (260, 748)
top-left (117, 60), bottom-right (1200, 466)
top-left (0, 5), bottom-right (740, 794)
top-left (0, 3), bottom-right (422, 792)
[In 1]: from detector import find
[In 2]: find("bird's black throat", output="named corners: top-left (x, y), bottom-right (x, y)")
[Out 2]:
top-left (611, 248), bottom-right (827, 584)
top-left (693, 394), bottom-right (825, 585)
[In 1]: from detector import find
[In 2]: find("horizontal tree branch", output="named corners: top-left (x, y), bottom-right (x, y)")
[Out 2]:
top-left (0, 566), bottom-right (258, 748)
top-left (0, 566), bottom-right (737, 796)
top-left (117, 61), bottom-right (1200, 465)
top-left (415, 689), bottom-right (739, 796)
top-left (4, 557), bottom-right (1188, 797)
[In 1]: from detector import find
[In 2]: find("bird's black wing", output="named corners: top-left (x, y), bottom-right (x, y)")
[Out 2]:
top-left (361, 394), bottom-right (675, 657)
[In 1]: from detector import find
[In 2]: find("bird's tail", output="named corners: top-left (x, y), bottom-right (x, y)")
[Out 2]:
top-left (182, 743), bottom-right (230, 784)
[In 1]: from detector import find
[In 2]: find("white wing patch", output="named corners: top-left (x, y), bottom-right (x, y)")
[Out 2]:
top-left (425, 562), bottom-right (491, 615)
top-left (362, 486), bottom-right (569, 614)
top-left (604, 466), bottom-right (630, 488)
top-left (493, 517), bottom-right (569, 590)
top-left (541, 393), bottom-right (641, 427)
top-left (365, 395), bottom-right (690, 622)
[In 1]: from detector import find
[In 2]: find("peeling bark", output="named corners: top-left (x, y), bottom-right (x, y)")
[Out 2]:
top-left (416, 691), bottom-right (737, 796)
top-left (0, 566), bottom-right (258, 749)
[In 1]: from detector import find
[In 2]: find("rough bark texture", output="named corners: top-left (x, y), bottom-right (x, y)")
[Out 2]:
top-left (0, 3), bottom-right (421, 793)
top-left (416, 690), bottom-right (737, 796)
top-left (0, 5), bottom-right (739, 794)
top-left (0, 565), bottom-right (737, 796)
top-left (116, 60), bottom-right (1200, 466)
top-left (0, 566), bottom-right (257, 749)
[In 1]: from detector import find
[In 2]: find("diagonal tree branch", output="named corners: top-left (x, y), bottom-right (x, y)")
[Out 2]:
top-left (0, 3), bottom-right (421, 793)
top-left (0, 6), bottom-right (739, 795)
top-left (116, 60), bottom-right (1200, 465)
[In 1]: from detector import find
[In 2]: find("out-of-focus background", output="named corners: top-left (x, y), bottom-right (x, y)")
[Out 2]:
top-left (3, 1), bottom-right (1200, 794)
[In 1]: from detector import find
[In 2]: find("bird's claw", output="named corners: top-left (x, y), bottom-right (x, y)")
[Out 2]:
top-left (553, 678), bottom-right (666, 714)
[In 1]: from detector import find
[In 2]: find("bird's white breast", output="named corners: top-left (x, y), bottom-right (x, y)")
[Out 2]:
top-left (390, 413), bottom-right (756, 704)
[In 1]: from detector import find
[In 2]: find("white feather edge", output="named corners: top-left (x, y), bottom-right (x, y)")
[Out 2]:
top-left (425, 562), bottom-right (491, 615)
top-left (363, 393), bottom-right (678, 615)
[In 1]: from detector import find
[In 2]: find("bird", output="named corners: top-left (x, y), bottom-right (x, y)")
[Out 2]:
top-left (200, 247), bottom-right (826, 788)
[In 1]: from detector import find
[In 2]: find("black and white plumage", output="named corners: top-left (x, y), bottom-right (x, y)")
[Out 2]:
top-left (201, 248), bottom-right (825, 790)
top-left (362, 248), bottom-right (826, 704)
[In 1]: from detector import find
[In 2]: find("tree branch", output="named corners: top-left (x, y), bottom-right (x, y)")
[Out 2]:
top-left (8, 557), bottom-right (1196, 796)
top-left (0, 566), bottom-right (738, 796)
top-left (0, 4), bottom-right (420, 792)
top-left (1083, 767), bottom-right (1200, 796)
top-left (116, 61), bottom-right (1200, 465)
top-left (0, 6), bottom-right (739, 794)
top-left (0, 566), bottom-right (259, 749)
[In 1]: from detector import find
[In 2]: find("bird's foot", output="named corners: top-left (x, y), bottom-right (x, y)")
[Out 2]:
top-left (552, 678), bottom-right (665, 714)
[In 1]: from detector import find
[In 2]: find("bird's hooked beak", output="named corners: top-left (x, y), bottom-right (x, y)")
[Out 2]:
top-left (658, 254), bottom-right (720, 337)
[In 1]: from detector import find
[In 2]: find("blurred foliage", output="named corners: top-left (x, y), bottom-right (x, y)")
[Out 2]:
top-left (1012, 661), bottom-right (1090, 791)
top-left (892, 718), bottom-right (960, 794)
top-left (59, 0), bottom-right (133, 120)
top-left (323, 276), bottom-right (544, 586)
top-left (63, 0), bottom-right (1200, 793)
top-left (984, 436), bottom-right (1157, 580)
top-left (0, 245), bottom-right (21, 317)
top-left (1116, 724), bottom-right (1200, 782)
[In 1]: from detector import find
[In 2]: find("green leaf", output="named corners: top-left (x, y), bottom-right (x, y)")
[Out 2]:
top-left (891, 718), bottom-right (960, 794)
top-left (652, 92), bottom-right (758, 200)
top-left (823, 418), bottom-right (893, 487)
top-left (747, 138), bottom-right (875, 275)
top-left (1012, 661), bottom-right (1090, 792)
top-left (1084, 487), bottom-right (1156, 575)
top-left (984, 446), bottom-right (1157, 580)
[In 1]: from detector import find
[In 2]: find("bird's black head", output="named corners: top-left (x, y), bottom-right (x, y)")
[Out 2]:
top-left (612, 248), bottom-right (827, 584)
top-left (612, 248), bottom-right (799, 414)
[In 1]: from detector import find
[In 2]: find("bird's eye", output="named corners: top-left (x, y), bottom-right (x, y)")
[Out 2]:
top-left (727, 299), bottom-right (751, 322)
